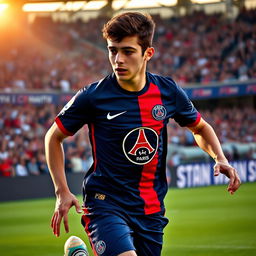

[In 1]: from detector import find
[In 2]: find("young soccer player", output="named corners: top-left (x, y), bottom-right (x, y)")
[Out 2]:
top-left (45, 12), bottom-right (241, 256)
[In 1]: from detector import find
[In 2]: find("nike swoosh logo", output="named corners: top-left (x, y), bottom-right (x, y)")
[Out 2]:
top-left (107, 111), bottom-right (127, 120)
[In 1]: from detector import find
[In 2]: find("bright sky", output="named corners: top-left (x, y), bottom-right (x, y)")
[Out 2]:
top-left (0, 3), bottom-right (8, 14)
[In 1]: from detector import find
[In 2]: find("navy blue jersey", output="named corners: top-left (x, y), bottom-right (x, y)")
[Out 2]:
top-left (56, 72), bottom-right (201, 215)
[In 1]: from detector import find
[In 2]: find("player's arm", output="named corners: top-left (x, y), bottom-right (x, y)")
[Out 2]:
top-left (187, 118), bottom-right (241, 194)
top-left (45, 122), bottom-right (82, 237)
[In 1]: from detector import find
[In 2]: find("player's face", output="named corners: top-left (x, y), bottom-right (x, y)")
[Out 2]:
top-left (107, 36), bottom-right (154, 88)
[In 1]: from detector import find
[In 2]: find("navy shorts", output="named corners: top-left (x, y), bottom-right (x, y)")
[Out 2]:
top-left (81, 197), bottom-right (169, 256)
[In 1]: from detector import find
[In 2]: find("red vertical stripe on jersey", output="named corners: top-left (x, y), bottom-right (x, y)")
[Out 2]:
top-left (90, 124), bottom-right (97, 171)
top-left (138, 82), bottom-right (164, 214)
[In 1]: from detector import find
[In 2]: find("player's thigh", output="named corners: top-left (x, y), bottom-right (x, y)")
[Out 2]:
top-left (134, 234), bottom-right (162, 256)
top-left (133, 213), bottom-right (169, 256)
top-left (82, 212), bottom-right (135, 256)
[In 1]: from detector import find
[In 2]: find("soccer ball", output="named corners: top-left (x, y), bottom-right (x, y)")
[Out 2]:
top-left (64, 236), bottom-right (89, 256)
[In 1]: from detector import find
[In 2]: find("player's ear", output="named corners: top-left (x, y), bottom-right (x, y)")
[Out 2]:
top-left (144, 47), bottom-right (154, 61)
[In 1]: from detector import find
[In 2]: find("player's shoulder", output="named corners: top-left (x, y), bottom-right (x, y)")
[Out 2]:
top-left (76, 74), bottom-right (113, 99)
top-left (82, 75), bottom-right (112, 94)
top-left (147, 72), bottom-right (179, 90)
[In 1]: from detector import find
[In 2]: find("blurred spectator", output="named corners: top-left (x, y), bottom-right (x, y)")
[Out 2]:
top-left (81, 153), bottom-right (93, 172)
top-left (27, 157), bottom-right (40, 176)
top-left (37, 150), bottom-right (50, 174)
top-left (15, 157), bottom-right (28, 176)
top-left (0, 158), bottom-right (14, 177)
top-left (70, 151), bottom-right (84, 173)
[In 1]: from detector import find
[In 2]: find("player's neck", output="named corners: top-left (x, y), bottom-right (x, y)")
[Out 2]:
top-left (117, 73), bottom-right (146, 92)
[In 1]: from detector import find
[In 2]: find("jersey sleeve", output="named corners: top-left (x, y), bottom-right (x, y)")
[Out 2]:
top-left (173, 84), bottom-right (201, 127)
top-left (55, 88), bottom-right (92, 136)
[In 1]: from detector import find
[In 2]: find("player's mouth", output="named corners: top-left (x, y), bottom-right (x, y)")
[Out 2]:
top-left (115, 68), bottom-right (128, 75)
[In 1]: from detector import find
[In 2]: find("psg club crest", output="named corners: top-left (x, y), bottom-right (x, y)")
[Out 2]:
top-left (122, 127), bottom-right (159, 165)
top-left (152, 104), bottom-right (167, 121)
top-left (95, 240), bottom-right (106, 255)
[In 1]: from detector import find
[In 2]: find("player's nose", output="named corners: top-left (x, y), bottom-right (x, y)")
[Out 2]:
top-left (115, 53), bottom-right (124, 64)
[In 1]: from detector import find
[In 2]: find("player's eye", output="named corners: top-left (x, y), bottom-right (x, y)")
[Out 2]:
top-left (109, 49), bottom-right (117, 55)
top-left (124, 50), bottom-right (133, 55)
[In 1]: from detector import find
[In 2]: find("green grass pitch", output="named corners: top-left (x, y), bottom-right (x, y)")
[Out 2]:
top-left (0, 182), bottom-right (255, 256)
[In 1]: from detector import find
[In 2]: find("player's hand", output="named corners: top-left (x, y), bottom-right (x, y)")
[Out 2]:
top-left (51, 191), bottom-right (82, 237)
top-left (213, 161), bottom-right (241, 195)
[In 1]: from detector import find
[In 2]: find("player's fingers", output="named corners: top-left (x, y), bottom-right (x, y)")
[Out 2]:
top-left (52, 212), bottom-right (58, 236)
top-left (234, 174), bottom-right (241, 191)
top-left (74, 199), bottom-right (82, 214)
top-left (51, 211), bottom-right (59, 236)
top-left (228, 171), bottom-right (241, 194)
top-left (63, 213), bottom-right (69, 233)
top-left (235, 171), bottom-right (241, 185)
top-left (55, 211), bottom-right (62, 237)
top-left (51, 212), bottom-right (59, 236)
top-left (213, 163), bottom-right (220, 176)
top-left (51, 212), bottom-right (56, 229)
top-left (227, 168), bottom-right (237, 194)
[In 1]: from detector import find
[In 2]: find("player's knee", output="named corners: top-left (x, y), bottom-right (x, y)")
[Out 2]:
top-left (117, 250), bottom-right (137, 256)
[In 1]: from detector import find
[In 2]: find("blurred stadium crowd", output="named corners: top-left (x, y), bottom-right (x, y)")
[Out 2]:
top-left (0, 8), bottom-right (256, 177)
top-left (0, 8), bottom-right (256, 91)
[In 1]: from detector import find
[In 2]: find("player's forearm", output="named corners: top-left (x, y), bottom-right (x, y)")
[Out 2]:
top-left (189, 119), bottom-right (228, 163)
top-left (45, 126), bottom-right (70, 195)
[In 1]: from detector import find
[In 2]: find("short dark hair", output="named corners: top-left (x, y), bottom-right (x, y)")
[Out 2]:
top-left (102, 12), bottom-right (155, 54)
